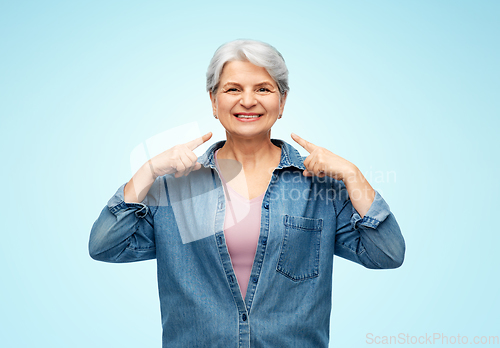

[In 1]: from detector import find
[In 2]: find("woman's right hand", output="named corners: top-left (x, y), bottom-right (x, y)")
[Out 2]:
top-left (124, 132), bottom-right (213, 203)
top-left (149, 132), bottom-right (213, 179)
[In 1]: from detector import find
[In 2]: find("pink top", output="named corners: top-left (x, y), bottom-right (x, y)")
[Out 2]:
top-left (214, 149), bottom-right (264, 300)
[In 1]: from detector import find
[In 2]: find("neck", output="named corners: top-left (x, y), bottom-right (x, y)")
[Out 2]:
top-left (218, 132), bottom-right (281, 170)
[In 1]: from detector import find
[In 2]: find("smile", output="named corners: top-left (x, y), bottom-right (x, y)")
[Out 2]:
top-left (235, 115), bottom-right (261, 119)
top-left (234, 113), bottom-right (262, 119)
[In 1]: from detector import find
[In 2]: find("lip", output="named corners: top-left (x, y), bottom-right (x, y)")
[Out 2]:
top-left (233, 112), bottom-right (263, 122)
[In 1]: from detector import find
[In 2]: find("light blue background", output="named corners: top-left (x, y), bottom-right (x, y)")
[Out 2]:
top-left (2, 1), bottom-right (499, 347)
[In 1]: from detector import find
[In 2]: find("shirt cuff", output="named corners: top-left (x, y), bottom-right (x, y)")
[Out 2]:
top-left (107, 182), bottom-right (149, 218)
top-left (350, 190), bottom-right (391, 229)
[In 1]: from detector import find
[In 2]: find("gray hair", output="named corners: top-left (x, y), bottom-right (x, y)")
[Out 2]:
top-left (206, 39), bottom-right (289, 97)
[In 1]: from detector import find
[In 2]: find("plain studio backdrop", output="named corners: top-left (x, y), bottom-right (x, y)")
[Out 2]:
top-left (1, 1), bottom-right (498, 347)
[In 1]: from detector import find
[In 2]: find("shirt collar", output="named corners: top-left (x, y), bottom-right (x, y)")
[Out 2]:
top-left (198, 138), bottom-right (306, 171)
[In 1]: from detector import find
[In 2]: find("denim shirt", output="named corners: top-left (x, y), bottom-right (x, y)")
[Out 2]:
top-left (89, 138), bottom-right (405, 348)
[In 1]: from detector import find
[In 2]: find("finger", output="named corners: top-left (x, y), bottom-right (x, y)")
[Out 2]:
top-left (179, 152), bottom-right (195, 177)
top-left (185, 132), bottom-right (213, 151)
top-left (174, 160), bottom-right (186, 178)
top-left (311, 161), bottom-right (322, 176)
top-left (303, 169), bottom-right (312, 177)
top-left (303, 154), bottom-right (312, 169)
top-left (303, 153), bottom-right (318, 174)
top-left (183, 152), bottom-right (199, 176)
top-left (186, 151), bottom-right (198, 166)
top-left (291, 133), bottom-right (317, 153)
top-left (187, 151), bottom-right (203, 172)
top-left (173, 153), bottom-right (191, 178)
top-left (192, 162), bottom-right (202, 171)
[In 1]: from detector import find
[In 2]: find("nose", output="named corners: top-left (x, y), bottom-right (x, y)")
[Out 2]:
top-left (240, 90), bottom-right (257, 108)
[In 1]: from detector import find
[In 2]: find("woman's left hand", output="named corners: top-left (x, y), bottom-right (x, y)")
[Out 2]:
top-left (291, 133), bottom-right (357, 182)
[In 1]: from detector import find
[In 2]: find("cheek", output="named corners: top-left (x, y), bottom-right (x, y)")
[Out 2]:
top-left (268, 99), bottom-right (281, 112)
top-left (217, 96), bottom-right (234, 111)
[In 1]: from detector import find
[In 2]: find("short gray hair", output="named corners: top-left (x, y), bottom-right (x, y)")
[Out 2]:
top-left (206, 39), bottom-right (289, 96)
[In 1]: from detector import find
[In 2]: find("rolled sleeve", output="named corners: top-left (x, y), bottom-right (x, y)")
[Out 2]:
top-left (350, 191), bottom-right (390, 229)
top-left (107, 183), bottom-right (149, 218)
top-left (335, 183), bottom-right (405, 269)
top-left (89, 180), bottom-right (161, 263)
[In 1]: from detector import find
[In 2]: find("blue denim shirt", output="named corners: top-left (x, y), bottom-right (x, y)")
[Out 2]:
top-left (89, 138), bottom-right (405, 348)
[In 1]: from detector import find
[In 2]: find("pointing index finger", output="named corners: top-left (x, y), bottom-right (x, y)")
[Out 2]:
top-left (186, 131), bottom-right (213, 151)
top-left (291, 133), bottom-right (316, 153)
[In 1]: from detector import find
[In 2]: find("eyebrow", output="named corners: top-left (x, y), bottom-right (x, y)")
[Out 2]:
top-left (222, 81), bottom-right (275, 88)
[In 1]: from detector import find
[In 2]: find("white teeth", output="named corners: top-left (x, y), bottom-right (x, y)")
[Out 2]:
top-left (236, 115), bottom-right (261, 118)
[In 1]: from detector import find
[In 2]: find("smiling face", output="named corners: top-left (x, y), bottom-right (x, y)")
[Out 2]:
top-left (210, 60), bottom-right (286, 140)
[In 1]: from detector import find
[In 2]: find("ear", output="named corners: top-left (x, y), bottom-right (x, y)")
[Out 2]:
top-left (279, 92), bottom-right (287, 115)
top-left (209, 91), bottom-right (217, 116)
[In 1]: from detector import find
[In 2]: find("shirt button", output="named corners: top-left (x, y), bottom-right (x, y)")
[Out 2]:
top-left (264, 203), bottom-right (269, 209)
top-left (242, 313), bottom-right (247, 321)
top-left (252, 277), bottom-right (258, 283)
top-left (261, 238), bottom-right (267, 245)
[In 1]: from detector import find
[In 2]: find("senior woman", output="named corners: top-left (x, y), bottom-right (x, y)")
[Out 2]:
top-left (89, 39), bottom-right (405, 348)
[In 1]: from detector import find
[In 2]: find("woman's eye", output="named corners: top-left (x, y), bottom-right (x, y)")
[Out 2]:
top-left (226, 88), bottom-right (238, 92)
top-left (258, 88), bottom-right (270, 92)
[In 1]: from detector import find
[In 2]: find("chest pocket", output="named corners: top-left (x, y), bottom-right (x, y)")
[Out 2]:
top-left (276, 215), bottom-right (323, 281)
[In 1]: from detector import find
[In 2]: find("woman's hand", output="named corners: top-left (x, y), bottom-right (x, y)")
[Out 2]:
top-left (124, 132), bottom-right (212, 203)
top-left (290, 133), bottom-right (356, 181)
top-left (149, 132), bottom-right (213, 178)
top-left (291, 133), bottom-right (376, 217)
